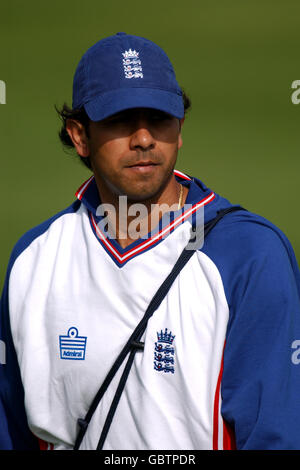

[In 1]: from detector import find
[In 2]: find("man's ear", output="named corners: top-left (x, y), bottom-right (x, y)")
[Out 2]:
top-left (66, 119), bottom-right (90, 157)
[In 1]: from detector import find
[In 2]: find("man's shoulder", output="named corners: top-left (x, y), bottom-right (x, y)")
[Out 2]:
top-left (202, 205), bottom-right (298, 280)
top-left (214, 207), bottom-right (291, 252)
top-left (181, 174), bottom-right (296, 263)
top-left (8, 200), bottom-right (82, 272)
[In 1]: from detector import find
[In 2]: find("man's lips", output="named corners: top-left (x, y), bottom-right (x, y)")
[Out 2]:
top-left (124, 161), bottom-right (159, 174)
top-left (126, 161), bottom-right (158, 167)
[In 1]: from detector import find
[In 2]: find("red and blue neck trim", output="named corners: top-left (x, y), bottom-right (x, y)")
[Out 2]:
top-left (75, 170), bottom-right (216, 267)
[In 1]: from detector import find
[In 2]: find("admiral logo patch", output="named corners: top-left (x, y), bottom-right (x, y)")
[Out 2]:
top-left (154, 328), bottom-right (175, 374)
top-left (59, 327), bottom-right (87, 360)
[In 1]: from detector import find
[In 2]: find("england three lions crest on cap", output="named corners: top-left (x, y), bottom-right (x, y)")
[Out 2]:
top-left (122, 49), bottom-right (143, 79)
top-left (154, 328), bottom-right (175, 374)
top-left (59, 327), bottom-right (87, 360)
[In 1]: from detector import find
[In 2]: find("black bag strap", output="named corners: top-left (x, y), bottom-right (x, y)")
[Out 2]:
top-left (73, 205), bottom-right (245, 450)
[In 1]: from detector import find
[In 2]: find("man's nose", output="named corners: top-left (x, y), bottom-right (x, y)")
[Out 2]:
top-left (129, 120), bottom-right (155, 151)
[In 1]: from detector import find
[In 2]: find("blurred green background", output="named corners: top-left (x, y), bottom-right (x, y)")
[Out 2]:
top-left (1, 0), bottom-right (300, 289)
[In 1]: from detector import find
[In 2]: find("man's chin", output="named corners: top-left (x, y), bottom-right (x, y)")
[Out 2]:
top-left (124, 190), bottom-right (162, 204)
top-left (122, 169), bottom-right (175, 203)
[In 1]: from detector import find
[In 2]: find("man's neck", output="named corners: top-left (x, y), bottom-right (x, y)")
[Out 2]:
top-left (94, 176), bottom-right (188, 249)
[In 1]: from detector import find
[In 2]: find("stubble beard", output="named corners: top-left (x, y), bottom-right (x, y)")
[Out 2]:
top-left (94, 149), bottom-right (178, 205)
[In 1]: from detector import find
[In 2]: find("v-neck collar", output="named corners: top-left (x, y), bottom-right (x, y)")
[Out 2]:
top-left (76, 170), bottom-right (216, 266)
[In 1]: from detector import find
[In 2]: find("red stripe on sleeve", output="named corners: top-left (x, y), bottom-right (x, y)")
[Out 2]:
top-left (212, 348), bottom-right (224, 450)
top-left (223, 420), bottom-right (236, 450)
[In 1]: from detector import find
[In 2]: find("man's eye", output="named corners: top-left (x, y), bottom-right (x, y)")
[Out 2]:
top-left (104, 114), bottom-right (127, 125)
top-left (102, 110), bottom-right (172, 126)
top-left (109, 114), bottom-right (125, 122)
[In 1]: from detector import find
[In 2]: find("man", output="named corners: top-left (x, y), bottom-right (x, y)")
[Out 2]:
top-left (1, 32), bottom-right (300, 450)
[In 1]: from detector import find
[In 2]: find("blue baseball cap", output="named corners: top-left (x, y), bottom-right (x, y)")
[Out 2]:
top-left (72, 32), bottom-right (184, 121)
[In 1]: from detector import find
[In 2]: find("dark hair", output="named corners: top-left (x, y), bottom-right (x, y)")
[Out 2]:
top-left (56, 89), bottom-right (192, 170)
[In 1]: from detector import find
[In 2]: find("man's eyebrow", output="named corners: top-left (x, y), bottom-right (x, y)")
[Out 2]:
top-left (106, 110), bottom-right (133, 119)
top-left (103, 109), bottom-right (172, 123)
top-left (101, 111), bottom-right (127, 123)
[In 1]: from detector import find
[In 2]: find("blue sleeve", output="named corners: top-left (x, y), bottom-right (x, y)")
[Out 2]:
top-left (0, 271), bottom-right (39, 450)
top-left (208, 212), bottom-right (300, 449)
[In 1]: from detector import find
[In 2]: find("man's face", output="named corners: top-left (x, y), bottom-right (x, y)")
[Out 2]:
top-left (85, 108), bottom-right (183, 202)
